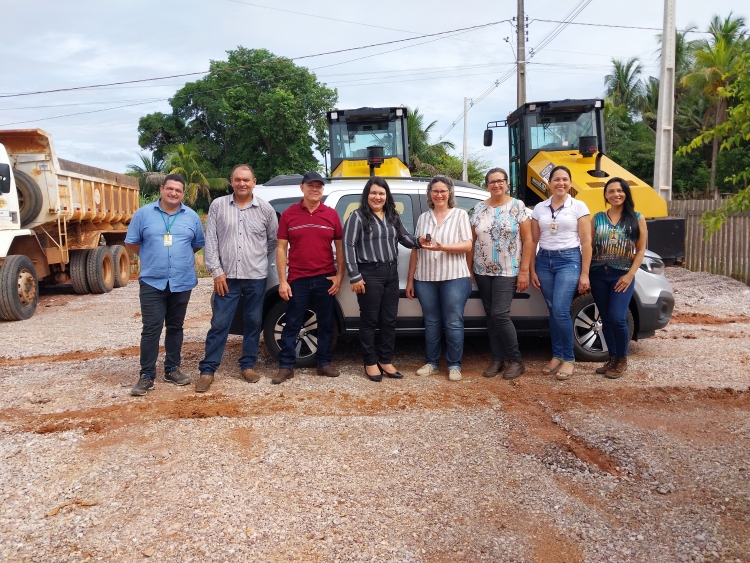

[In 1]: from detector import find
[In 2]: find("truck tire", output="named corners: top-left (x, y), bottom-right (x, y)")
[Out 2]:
top-left (0, 255), bottom-right (38, 321)
top-left (110, 245), bottom-right (130, 288)
top-left (262, 299), bottom-right (338, 368)
top-left (13, 169), bottom-right (44, 227)
top-left (86, 246), bottom-right (115, 294)
top-left (69, 249), bottom-right (91, 295)
top-left (571, 292), bottom-right (634, 362)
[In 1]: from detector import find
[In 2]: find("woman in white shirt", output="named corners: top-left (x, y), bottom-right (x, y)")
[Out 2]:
top-left (406, 176), bottom-right (473, 381)
top-left (530, 165), bottom-right (592, 380)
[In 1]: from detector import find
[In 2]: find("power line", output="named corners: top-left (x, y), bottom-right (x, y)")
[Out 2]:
top-left (531, 18), bottom-right (710, 34)
top-left (223, 0), bottom-right (495, 46)
top-left (0, 20), bottom-right (506, 99)
top-left (529, 0), bottom-right (593, 57)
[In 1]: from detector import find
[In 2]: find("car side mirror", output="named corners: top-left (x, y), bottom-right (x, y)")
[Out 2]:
top-left (0, 164), bottom-right (11, 194)
top-left (483, 129), bottom-right (493, 147)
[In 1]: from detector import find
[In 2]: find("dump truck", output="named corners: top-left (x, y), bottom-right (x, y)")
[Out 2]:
top-left (0, 129), bottom-right (139, 320)
top-left (483, 99), bottom-right (685, 265)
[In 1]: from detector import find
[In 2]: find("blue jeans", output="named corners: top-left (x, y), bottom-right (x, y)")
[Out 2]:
top-left (199, 278), bottom-right (266, 375)
top-left (535, 248), bottom-right (581, 362)
top-left (590, 266), bottom-right (635, 357)
top-left (278, 275), bottom-right (336, 369)
top-left (475, 274), bottom-right (522, 363)
top-left (139, 281), bottom-right (192, 378)
top-left (415, 277), bottom-right (472, 370)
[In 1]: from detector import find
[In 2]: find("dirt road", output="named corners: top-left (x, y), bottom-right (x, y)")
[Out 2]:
top-left (1, 268), bottom-right (748, 563)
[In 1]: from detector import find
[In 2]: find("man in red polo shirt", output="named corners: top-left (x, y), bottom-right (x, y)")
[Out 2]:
top-left (273, 171), bottom-right (345, 384)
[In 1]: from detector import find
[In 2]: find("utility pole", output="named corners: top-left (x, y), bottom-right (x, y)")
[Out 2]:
top-left (653, 0), bottom-right (676, 202)
top-left (462, 97), bottom-right (469, 181)
top-left (517, 0), bottom-right (526, 106)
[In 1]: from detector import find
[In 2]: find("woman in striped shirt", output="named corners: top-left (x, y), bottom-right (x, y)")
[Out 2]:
top-left (343, 177), bottom-right (423, 382)
top-left (406, 176), bottom-right (473, 381)
top-left (590, 177), bottom-right (647, 378)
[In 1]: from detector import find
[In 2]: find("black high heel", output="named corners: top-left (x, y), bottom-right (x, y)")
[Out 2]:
top-left (378, 362), bottom-right (404, 379)
top-left (365, 364), bottom-right (382, 382)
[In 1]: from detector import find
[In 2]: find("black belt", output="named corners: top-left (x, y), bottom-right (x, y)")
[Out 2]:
top-left (359, 261), bottom-right (396, 267)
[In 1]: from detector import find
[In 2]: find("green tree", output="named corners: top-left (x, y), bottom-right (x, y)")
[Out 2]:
top-left (138, 47), bottom-right (337, 182)
top-left (126, 153), bottom-right (165, 198)
top-left (604, 57), bottom-right (645, 113)
top-left (403, 107), bottom-right (490, 184)
top-left (164, 144), bottom-right (229, 207)
top-left (406, 107), bottom-right (456, 168)
top-left (603, 101), bottom-right (656, 184)
top-left (680, 50), bottom-right (750, 234)
top-left (683, 14), bottom-right (748, 197)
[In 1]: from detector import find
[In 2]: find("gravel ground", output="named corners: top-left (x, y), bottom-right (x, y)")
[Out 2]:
top-left (0, 267), bottom-right (748, 563)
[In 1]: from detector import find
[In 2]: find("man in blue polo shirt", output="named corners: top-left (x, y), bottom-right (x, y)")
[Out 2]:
top-left (125, 174), bottom-right (205, 396)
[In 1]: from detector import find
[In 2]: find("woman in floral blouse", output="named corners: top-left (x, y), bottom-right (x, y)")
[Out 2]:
top-left (470, 167), bottom-right (533, 379)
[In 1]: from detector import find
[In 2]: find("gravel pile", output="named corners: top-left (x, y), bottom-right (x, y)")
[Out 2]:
top-left (0, 269), bottom-right (748, 562)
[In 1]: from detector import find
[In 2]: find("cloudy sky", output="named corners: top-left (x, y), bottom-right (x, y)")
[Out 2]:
top-left (1, 0), bottom-right (746, 180)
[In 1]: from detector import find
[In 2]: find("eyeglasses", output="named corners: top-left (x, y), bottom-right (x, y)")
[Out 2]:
top-left (431, 190), bottom-right (450, 195)
top-left (487, 179), bottom-right (507, 186)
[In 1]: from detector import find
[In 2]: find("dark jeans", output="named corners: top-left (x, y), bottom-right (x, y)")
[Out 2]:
top-left (356, 262), bottom-right (399, 365)
top-left (535, 248), bottom-right (581, 362)
top-left (199, 278), bottom-right (266, 375)
top-left (590, 266), bottom-right (635, 357)
top-left (139, 281), bottom-right (192, 378)
top-left (475, 274), bottom-right (522, 363)
top-left (278, 275), bottom-right (336, 369)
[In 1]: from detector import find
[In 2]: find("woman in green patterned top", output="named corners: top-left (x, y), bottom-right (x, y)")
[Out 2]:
top-left (590, 177), bottom-right (648, 378)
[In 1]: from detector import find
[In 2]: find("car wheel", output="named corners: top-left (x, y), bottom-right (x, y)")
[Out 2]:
top-left (571, 292), bottom-right (634, 362)
top-left (263, 299), bottom-right (338, 368)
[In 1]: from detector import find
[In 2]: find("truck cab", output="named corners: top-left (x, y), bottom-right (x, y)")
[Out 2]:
top-left (327, 107), bottom-right (411, 178)
top-left (485, 99), bottom-right (685, 265)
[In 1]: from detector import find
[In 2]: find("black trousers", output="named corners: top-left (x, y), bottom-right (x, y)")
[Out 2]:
top-left (356, 262), bottom-right (399, 365)
top-left (139, 281), bottom-right (192, 377)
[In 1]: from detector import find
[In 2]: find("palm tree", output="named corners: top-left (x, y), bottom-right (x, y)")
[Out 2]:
top-left (163, 144), bottom-right (228, 207)
top-left (126, 153), bottom-right (165, 197)
top-left (406, 107), bottom-right (456, 174)
top-left (604, 57), bottom-right (645, 114)
top-left (683, 13), bottom-right (748, 197)
top-left (638, 76), bottom-right (660, 132)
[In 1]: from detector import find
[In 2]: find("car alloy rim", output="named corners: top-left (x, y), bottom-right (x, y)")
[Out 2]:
top-left (573, 302), bottom-right (608, 354)
top-left (273, 309), bottom-right (319, 359)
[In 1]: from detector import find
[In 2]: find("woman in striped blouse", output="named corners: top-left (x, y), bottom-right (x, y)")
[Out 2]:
top-left (590, 177), bottom-right (647, 378)
top-left (343, 177), bottom-right (423, 382)
top-left (406, 176), bottom-right (473, 381)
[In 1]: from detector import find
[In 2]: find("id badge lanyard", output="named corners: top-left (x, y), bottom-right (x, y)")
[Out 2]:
top-left (160, 210), bottom-right (179, 246)
top-left (549, 204), bottom-right (563, 235)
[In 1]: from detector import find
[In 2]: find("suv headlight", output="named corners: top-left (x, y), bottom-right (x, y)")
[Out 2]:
top-left (640, 256), bottom-right (665, 275)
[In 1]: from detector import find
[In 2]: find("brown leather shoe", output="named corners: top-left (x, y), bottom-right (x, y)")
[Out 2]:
top-left (195, 374), bottom-right (214, 393)
top-left (605, 356), bottom-right (627, 379)
top-left (240, 368), bottom-right (261, 383)
top-left (316, 365), bottom-right (340, 377)
top-left (596, 356), bottom-right (616, 375)
top-left (272, 368), bottom-right (294, 384)
top-left (502, 361), bottom-right (526, 380)
top-left (482, 360), bottom-right (505, 378)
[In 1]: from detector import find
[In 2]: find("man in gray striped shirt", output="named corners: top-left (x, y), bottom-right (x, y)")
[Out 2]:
top-left (195, 164), bottom-right (278, 392)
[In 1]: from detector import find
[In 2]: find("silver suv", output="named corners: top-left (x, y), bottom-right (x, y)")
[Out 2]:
top-left (229, 175), bottom-right (674, 366)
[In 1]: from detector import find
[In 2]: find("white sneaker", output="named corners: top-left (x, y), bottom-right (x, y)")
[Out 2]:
top-left (448, 369), bottom-right (462, 381)
top-left (415, 364), bottom-right (439, 376)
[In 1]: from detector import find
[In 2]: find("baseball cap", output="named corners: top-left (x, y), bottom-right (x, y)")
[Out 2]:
top-left (301, 171), bottom-right (329, 185)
